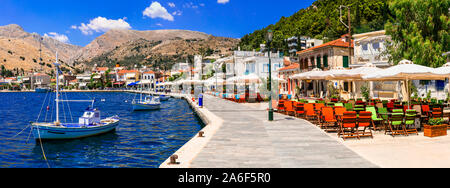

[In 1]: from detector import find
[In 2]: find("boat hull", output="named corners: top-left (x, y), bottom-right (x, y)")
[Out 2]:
top-left (132, 103), bottom-right (160, 111)
top-left (159, 96), bottom-right (170, 101)
top-left (32, 121), bottom-right (119, 140)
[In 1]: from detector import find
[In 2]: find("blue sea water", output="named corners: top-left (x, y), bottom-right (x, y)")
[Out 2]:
top-left (0, 92), bottom-right (204, 168)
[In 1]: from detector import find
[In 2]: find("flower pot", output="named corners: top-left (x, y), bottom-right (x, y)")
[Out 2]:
top-left (424, 124), bottom-right (448, 138)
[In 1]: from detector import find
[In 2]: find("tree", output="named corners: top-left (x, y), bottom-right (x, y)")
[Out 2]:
top-left (385, 0), bottom-right (449, 67)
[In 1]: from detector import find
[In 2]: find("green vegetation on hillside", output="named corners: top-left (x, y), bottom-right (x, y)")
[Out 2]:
top-left (239, 0), bottom-right (391, 53)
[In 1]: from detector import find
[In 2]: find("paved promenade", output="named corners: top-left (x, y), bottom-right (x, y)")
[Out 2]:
top-left (189, 95), bottom-right (378, 168)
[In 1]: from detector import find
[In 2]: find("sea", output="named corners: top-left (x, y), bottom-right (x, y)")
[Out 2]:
top-left (0, 92), bottom-right (204, 168)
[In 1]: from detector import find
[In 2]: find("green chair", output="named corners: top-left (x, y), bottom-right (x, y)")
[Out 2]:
top-left (344, 103), bottom-right (353, 111)
top-left (378, 107), bottom-right (389, 130)
top-left (405, 110), bottom-right (419, 135)
top-left (366, 106), bottom-right (383, 131)
top-left (327, 102), bottom-right (335, 107)
top-left (354, 105), bottom-right (365, 113)
top-left (335, 103), bottom-right (344, 107)
top-left (387, 113), bottom-right (407, 137)
top-left (308, 100), bottom-right (316, 104)
top-left (392, 109), bottom-right (404, 114)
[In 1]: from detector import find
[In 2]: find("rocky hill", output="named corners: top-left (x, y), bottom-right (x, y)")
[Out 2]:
top-left (0, 24), bottom-right (80, 74)
top-left (74, 29), bottom-right (239, 69)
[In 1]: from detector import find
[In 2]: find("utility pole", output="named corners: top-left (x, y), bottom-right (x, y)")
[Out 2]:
top-left (340, 5), bottom-right (352, 67)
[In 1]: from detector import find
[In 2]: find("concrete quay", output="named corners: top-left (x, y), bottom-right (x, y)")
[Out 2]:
top-left (157, 93), bottom-right (377, 168)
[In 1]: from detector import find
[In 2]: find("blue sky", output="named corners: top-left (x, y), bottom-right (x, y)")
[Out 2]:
top-left (0, 0), bottom-right (315, 46)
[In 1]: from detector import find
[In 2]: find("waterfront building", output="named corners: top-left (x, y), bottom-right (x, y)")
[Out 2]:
top-left (118, 70), bottom-right (140, 86)
top-left (296, 34), bottom-right (354, 98)
top-left (277, 59), bottom-right (300, 96)
top-left (31, 73), bottom-right (51, 89)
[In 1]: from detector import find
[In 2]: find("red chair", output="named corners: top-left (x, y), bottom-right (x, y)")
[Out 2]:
top-left (277, 100), bottom-right (286, 114)
top-left (320, 107), bottom-right (338, 132)
top-left (357, 111), bottom-right (373, 138)
top-left (294, 102), bottom-right (305, 119)
top-left (387, 102), bottom-right (395, 112)
top-left (340, 111), bottom-right (359, 140)
top-left (421, 105), bottom-right (431, 121)
top-left (238, 94), bottom-right (246, 103)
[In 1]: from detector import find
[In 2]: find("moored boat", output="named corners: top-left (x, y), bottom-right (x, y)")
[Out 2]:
top-left (132, 95), bottom-right (161, 111)
top-left (31, 53), bottom-right (120, 140)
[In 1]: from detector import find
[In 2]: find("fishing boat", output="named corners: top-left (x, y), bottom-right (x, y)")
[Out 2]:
top-left (159, 94), bottom-right (170, 101)
top-left (132, 95), bottom-right (161, 111)
top-left (31, 53), bottom-right (120, 140)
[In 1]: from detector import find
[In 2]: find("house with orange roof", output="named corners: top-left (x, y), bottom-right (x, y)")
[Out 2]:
top-left (117, 70), bottom-right (140, 86)
top-left (277, 57), bottom-right (300, 95)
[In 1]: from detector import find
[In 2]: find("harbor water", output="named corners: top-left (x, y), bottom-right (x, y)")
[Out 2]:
top-left (0, 92), bottom-right (204, 168)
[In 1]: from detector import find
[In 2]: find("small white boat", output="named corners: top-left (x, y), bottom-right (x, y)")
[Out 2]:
top-left (132, 96), bottom-right (161, 111)
top-left (159, 95), bottom-right (170, 101)
top-left (31, 53), bottom-right (120, 140)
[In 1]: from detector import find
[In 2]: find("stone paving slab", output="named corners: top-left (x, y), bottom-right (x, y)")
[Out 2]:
top-left (189, 95), bottom-right (378, 168)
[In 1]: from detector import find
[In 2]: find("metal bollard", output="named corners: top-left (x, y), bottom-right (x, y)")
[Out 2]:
top-left (198, 131), bottom-right (205, 137)
top-left (169, 155), bottom-right (179, 165)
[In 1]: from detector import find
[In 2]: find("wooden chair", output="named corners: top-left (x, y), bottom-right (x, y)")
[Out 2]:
top-left (285, 101), bottom-right (295, 116)
top-left (357, 111), bottom-right (374, 138)
top-left (238, 94), bottom-right (246, 103)
top-left (340, 111), bottom-right (359, 140)
top-left (320, 107), bottom-right (338, 132)
top-left (305, 103), bottom-right (318, 124)
top-left (277, 100), bottom-right (286, 114)
top-left (421, 105), bottom-right (431, 122)
top-left (294, 103), bottom-right (305, 119)
top-left (375, 103), bottom-right (384, 110)
top-left (366, 106), bottom-right (383, 131)
top-left (387, 113), bottom-right (407, 137)
top-left (405, 109), bottom-right (419, 135)
top-left (432, 108), bottom-right (443, 119)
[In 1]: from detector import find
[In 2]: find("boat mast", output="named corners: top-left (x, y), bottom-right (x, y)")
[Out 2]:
top-left (55, 52), bottom-right (60, 125)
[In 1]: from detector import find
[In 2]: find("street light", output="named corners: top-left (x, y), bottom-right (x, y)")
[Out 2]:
top-left (267, 29), bottom-right (274, 121)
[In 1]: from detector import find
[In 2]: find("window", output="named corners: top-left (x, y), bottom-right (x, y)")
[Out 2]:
top-left (362, 44), bottom-right (368, 51)
top-left (373, 42), bottom-right (380, 51)
top-left (343, 56), bottom-right (349, 68)
top-left (323, 55), bottom-right (328, 68)
top-left (316, 57), bottom-right (321, 69)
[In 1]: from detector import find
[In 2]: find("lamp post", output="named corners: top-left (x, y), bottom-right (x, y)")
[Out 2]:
top-left (267, 29), bottom-right (274, 121)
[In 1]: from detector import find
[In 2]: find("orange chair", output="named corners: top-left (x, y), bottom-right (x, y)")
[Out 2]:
top-left (340, 111), bottom-right (359, 140)
top-left (277, 100), bottom-right (286, 114)
top-left (357, 111), bottom-right (373, 138)
top-left (320, 107), bottom-right (338, 132)
top-left (334, 107), bottom-right (347, 121)
top-left (238, 94), bottom-right (246, 103)
top-left (305, 103), bottom-right (318, 124)
top-left (294, 102), bottom-right (305, 119)
top-left (285, 101), bottom-right (295, 116)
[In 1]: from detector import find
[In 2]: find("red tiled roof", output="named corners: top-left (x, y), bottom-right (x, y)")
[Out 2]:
top-left (118, 70), bottom-right (138, 74)
top-left (297, 36), bottom-right (354, 55)
top-left (96, 67), bottom-right (109, 72)
top-left (278, 63), bottom-right (299, 71)
top-left (144, 71), bottom-right (155, 74)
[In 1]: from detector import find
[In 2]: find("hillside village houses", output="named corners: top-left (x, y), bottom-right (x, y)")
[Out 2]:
top-left (1, 29), bottom-right (448, 102)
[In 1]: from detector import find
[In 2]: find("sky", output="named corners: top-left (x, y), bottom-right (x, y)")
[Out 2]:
top-left (0, 0), bottom-right (315, 47)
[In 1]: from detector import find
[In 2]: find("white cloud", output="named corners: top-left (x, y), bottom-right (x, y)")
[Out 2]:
top-left (217, 0), bottom-right (229, 4)
top-left (73, 17), bottom-right (131, 35)
top-left (168, 2), bottom-right (176, 8)
top-left (143, 2), bottom-right (174, 21)
top-left (44, 32), bottom-right (69, 43)
top-left (172, 10), bottom-right (183, 16)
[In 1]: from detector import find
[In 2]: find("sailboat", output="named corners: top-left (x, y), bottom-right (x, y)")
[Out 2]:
top-left (31, 53), bottom-right (120, 140)
top-left (132, 94), bottom-right (161, 111)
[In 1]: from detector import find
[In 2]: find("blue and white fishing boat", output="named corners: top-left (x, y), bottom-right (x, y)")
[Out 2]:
top-left (132, 95), bottom-right (161, 111)
top-left (159, 95), bottom-right (170, 101)
top-left (31, 53), bottom-right (120, 140)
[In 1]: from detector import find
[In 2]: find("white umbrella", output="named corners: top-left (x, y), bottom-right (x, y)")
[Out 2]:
top-left (273, 77), bottom-right (287, 83)
top-left (330, 63), bottom-right (382, 80)
top-left (291, 68), bottom-right (323, 80)
top-left (432, 62), bottom-right (450, 75)
top-left (363, 59), bottom-right (445, 105)
top-left (227, 74), bottom-right (262, 84)
top-left (363, 60), bottom-right (442, 81)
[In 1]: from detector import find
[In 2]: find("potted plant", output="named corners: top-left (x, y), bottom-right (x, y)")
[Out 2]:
top-left (424, 118), bottom-right (448, 138)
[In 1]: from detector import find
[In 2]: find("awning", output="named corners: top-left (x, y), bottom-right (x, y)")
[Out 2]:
top-left (114, 81), bottom-right (125, 85)
top-left (128, 81), bottom-right (140, 86)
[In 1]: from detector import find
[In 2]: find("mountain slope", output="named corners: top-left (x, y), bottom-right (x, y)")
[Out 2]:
top-left (72, 29), bottom-right (217, 63)
top-left (239, 0), bottom-right (390, 53)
